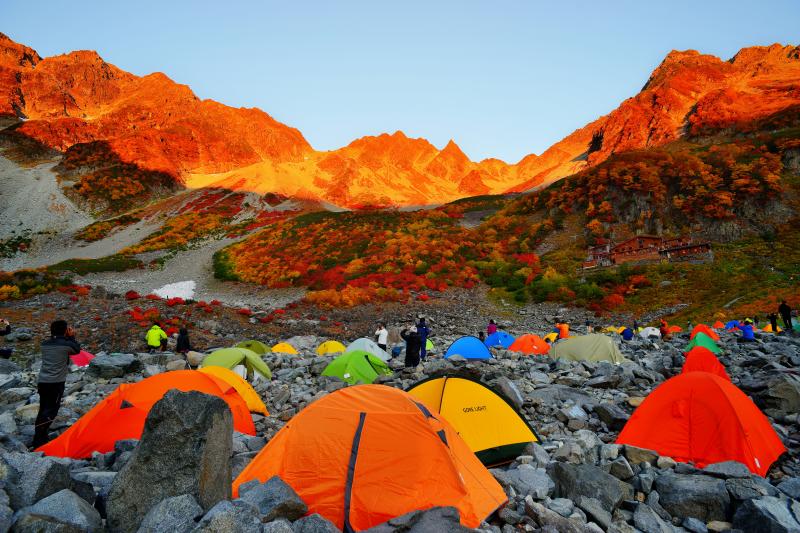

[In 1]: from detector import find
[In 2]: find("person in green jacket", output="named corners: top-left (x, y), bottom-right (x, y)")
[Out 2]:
top-left (145, 322), bottom-right (168, 352)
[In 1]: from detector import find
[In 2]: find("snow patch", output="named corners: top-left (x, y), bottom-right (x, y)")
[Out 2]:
top-left (153, 281), bottom-right (196, 300)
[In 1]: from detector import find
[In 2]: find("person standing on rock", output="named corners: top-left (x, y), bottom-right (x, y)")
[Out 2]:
top-left (146, 322), bottom-right (168, 352)
top-left (487, 319), bottom-right (497, 335)
top-left (417, 316), bottom-right (430, 359)
top-left (33, 320), bottom-right (80, 448)
top-left (400, 326), bottom-right (422, 368)
top-left (659, 319), bottom-right (670, 339)
top-left (176, 327), bottom-right (192, 354)
top-left (779, 301), bottom-right (793, 334)
top-left (768, 312), bottom-right (779, 333)
top-left (375, 323), bottom-right (389, 352)
top-left (586, 320), bottom-right (594, 334)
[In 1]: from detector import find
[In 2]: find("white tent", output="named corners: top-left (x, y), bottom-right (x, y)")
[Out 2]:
top-left (640, 326), bottom-right (662, 339)
top-left (345, 337), bottom-right (390, 362)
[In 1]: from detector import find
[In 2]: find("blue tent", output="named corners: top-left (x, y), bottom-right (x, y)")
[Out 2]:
top-left (484, 331), bottom-right (516, 349)
top-left (445, 336), bottom-right (493, 360)
top-left (725, 320), bottom-right (740, 330)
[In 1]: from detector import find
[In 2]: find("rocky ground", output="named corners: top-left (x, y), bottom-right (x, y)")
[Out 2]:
top-left (0, 288), bottom-right (800, 531)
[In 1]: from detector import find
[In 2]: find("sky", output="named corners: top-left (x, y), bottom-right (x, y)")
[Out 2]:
top-left (3, 1), bottom-right (799, 162)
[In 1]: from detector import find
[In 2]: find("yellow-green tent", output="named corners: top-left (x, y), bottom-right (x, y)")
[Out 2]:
top-left (198, 366), bottom-right (269, 415)
top-left (235, 340), bottom-right (270, 355)
top-left (272, 342), bottom-right (298, 355)
top-left (550, 334), bottom-right (625, 364)
top-left (201, 347), bottom-right (272, 379)
top-left (316, 340), bottom-right (346, 355)
top-left (407, 375), bottom-right (539, 465)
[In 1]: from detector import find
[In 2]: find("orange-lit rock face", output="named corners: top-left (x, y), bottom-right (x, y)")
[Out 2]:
top-left (1, 32), bottom-right (799, 208)
top-left (508, 45), bottom-right (800, 192)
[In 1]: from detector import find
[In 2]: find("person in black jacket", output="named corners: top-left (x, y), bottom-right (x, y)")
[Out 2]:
top-left (779, 301), bottom-right (793, 334)
top-left (0, 318), bottom-right (12, 358)
top-left (400, 326), bottom-right (422, 368)
top-left (33, 320), bottom-right (80, 448)
top-left (176, 327), bottom-right (192, 354)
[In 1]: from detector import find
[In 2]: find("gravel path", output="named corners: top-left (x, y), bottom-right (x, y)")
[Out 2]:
top-left (78, 236), bottom-right (305, 310)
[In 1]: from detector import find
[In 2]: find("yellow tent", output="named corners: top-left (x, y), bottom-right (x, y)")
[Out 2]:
top-left (407, 375), bottom-right (539, 465)
top-left (272, 342), bottom-right (298, 355)
top-left (616, 326), bottom-right (627, 334)
top-left (316, 340), bottom-right (346, 355)
top-left (197, 366), bottom-right (269, 415)
top-left (602, 326), bottom-right (619, 334)
top-left (543, 332), bottom-right (559, 343)
top-left (550, 334), bottom-right (625, 364)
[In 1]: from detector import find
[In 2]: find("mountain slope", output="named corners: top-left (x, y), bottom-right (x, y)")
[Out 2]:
top-left (2, 32), bottom-right (800, 209)
top-left (508, 44), bottom-right (800, 192)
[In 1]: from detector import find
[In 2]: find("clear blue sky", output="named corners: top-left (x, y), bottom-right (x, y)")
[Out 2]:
top-left (3, 1), bottom-right (799, 162)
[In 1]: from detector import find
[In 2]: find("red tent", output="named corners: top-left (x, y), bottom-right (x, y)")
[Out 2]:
top-left (712, 321), bottom-right (725, 329)
top-left (681, 346), bottom-right (730, 381)
top-left (70, 350), bottom-right (95, 367)
top-left (616, 372), bottom-right (785, 476)
top-left (668, 325), bottom-right (683, 333)
top-left (690, 324), bottom-right (720, 342)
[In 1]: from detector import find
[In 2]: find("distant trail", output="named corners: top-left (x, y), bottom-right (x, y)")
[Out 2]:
top-left (79, 235), bottom-right (305, 310)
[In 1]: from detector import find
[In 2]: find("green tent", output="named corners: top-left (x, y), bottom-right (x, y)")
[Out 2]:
top-left (202, 347), bottom-right (272, 379)
top-left (686, 332), bottom-right (722, 355)
top-left (549, 334), bottom-right (625, 364)
top-left (235, 340), bottom-right (271, 355)
top-left (426, 338), bottom-right (435, 352)
top-left (322, 350), bottom-right (393, 385)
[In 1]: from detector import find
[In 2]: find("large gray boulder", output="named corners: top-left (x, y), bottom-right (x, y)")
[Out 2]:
top-left (292, 513), bottom-right (341, 533)
top-left (192, 500), bottom-right (261, 533)
top-left (0, 489), bottom-right (12, 532)
top-left (763, 375), bottom-right (800, 417)
top-left (12, 489), bottom-right (102, 532)
top-left (654, 473), bottom-right (730, 522)
top-left (2, 452), bottom-right (71, 510)
top-left (106, 390), bottom-right (233, 532)
top-left (732, 496), bottom-right (800, 533)
top-left (138, 494), bottom-right (204, 533)
top-left (633, 503), bottom-right (673, 533)
top-left (491, 465), bottom-right (554, 499)
top-left (548, 462), bottom-right (632, 512)
top-left (87, 354), bottom-right (142, 379)
top-left (363, 506), bottom-right (471, 532)
top-left (238, 476), bottom-right (307, 522)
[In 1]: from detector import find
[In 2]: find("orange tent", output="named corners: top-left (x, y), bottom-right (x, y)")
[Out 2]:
top-left (712, 321), bottom-right (725, 329)
top-left (508, 334), bottom-right (550, 355)
top-left (668, 325), bottom-right (683, 333)
top-left (681, 346), bottom-right (730, 381)
top-left (38, 370), bottom-right (255, 459)
top-left (762, 324), bottom-right (782, 333)
top-left (616, 372), bottom-right (785, 476)
top-left (233, 385), bottom-right (506, 530)
top-left (690, 324), bottom-right (720, 342)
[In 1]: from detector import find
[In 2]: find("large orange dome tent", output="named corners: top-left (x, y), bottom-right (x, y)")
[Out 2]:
top-left (37, 371), bottom-right (256, 459)
top-left (681, 346), bottom-right (730, 381)
top-left (616, 372), bottom-right (785, 476)
top-left (233, 385), bottom-right (506, 530)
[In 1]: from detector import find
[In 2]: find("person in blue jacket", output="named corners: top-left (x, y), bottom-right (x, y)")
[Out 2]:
top-left (621, 328), bottom-right (634, 341)
top-left (738, 319), bottom-right (756, 343)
